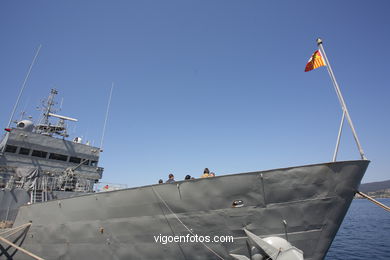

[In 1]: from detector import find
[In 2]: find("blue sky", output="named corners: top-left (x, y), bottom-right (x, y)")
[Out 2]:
top-left (1, 0), bottom-right (389, 187)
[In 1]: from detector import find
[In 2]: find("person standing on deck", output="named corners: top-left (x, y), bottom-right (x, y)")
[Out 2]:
top-left (166, 173), bottom-right (175, 183)
top-left (201, 168), bottom-right (210, 178)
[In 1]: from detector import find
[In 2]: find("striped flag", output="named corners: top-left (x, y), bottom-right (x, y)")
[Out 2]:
top-left (305, 50), bottom-right (326, 72)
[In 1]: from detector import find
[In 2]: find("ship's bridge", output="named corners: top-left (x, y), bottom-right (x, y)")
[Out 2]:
top-left (0, 127), bottom-right (103, 181)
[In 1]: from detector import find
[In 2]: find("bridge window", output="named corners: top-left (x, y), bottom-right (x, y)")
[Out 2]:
top-left (90, 160), bottom-right (98, 167)
top-left (82, 159), bottom-right (90, 165)
top-left (69, 157), bottom-right (81, 164)
top-left (5, 145), bottom-right (17, 153)
top-left (19, 147), bottom-right (30, 155)
top-left (32, 150), bottom-right (48, 158)
top-left (49, 153), bottom-right (68, 161)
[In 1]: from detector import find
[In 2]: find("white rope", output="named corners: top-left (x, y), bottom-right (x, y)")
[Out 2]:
top-left (151, 186), bottom-right (225, 260)
top-left (0, 222), bottom-right (45, 260)
top-left (0, 235), bottom-right (45, 260)
top-left (0, 222), bottom-right (31, 236)
top-left (357, 191), bottom-right (390, 212)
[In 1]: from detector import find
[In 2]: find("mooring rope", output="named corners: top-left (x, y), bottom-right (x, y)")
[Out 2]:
top-left (0, 222), bottom-right (45, 260)
top-left (0, 222), bottom-right (31, 237)
top-left (151, 186), bottom-right (225, 260)
top-left (152, 188), bottom-right (188, 260)
top-left (357, 191), bottom-right (390, 212)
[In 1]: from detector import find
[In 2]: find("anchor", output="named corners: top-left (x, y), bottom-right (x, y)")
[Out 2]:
top-left (230, 229), bottom-right (304, 260)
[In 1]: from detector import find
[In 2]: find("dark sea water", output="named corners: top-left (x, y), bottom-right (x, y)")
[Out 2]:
top-left (325, 198), bottom-right (390, 259)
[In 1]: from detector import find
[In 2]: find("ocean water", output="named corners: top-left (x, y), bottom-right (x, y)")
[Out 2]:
top-left (325, 198), bottom-right (390, 259)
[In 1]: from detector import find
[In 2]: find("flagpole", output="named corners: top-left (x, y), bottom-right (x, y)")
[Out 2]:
top-left (333, 110), bottom-right (345, 162)
top-left (317, 38), bottom-right (367, 160)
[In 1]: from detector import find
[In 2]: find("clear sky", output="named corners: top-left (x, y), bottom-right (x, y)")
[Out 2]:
top-left (1, 0), bottom-right (389, 187)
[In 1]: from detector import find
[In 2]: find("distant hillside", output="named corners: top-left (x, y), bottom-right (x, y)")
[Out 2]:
top-left (359, 180), bottom-right (390, 193)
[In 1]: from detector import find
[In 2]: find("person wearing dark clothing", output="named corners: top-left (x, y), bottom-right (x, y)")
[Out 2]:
top-left (185, 175), bottom-right (191, 180)
top-left (158, 179), bottom-right (163, 184)
top-left (166, 173), bottom-right (175, 183)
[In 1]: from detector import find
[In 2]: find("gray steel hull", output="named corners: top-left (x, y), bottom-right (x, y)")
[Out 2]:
top-left (0, 189), bottom-right (30, 223)
top-left (0, 190), bottom-right (91, 223)
top-left (5, 160), bottom-right (369, 259)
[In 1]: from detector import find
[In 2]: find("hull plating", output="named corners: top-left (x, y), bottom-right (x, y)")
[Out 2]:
top-left (6, 160), bottom-right (369, 259)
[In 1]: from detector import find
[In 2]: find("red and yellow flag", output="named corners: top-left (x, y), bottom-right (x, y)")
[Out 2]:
top-left (304, 50), bottom-right (326, 72)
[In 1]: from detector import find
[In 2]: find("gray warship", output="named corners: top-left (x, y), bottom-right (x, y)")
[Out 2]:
top-left (0, 93), bottom-right (371, 260)
top-left (0, 40), bottom-right (370, 260)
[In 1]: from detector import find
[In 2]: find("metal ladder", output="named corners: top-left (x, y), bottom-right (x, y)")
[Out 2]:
top-left (30, 177), bottom-right (48, 204)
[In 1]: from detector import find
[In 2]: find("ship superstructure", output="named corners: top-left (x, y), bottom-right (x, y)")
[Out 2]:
top-left (0, 89), bottom-right (104, 223)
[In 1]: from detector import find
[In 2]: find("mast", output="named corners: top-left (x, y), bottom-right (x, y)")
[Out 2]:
top-left (7, 45), bottom-right (42, 128)
top-left (42, 89), bottom-right (58, 126)
top-left (99, 83), bottom-right (114, 150)
top-left (317, 38), bottom-right (367, 160)
top-left (35, 89), bottom-right (78, 137)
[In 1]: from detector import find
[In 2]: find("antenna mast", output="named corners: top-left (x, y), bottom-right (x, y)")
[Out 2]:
top-left (100, 83), bottom-right (114, 150)
top-left (42, 89), bottom-right (58, 125)
top-left (35, 89), bottom-right (78, 137)
top-left (7, 44), bottom-right (42, 128)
